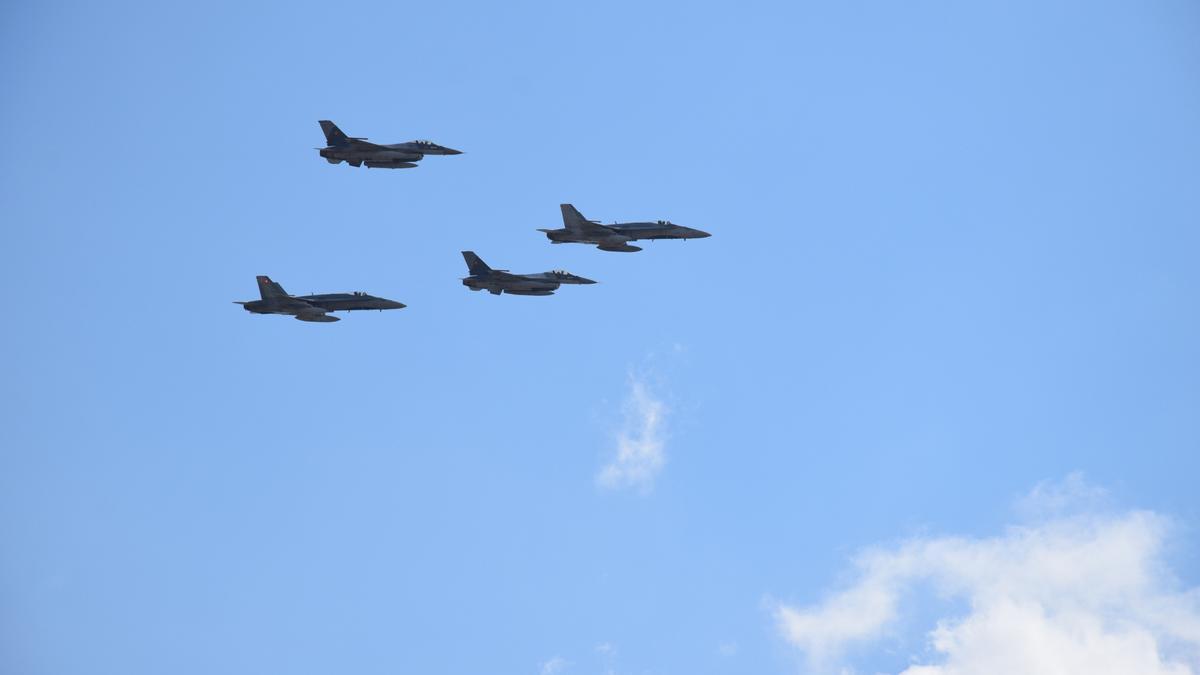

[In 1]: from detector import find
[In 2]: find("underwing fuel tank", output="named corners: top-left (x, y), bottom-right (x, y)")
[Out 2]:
top-left (365, 160), bottom-right (419, 169)
top-left (295, 313), bottom-right (340, 322)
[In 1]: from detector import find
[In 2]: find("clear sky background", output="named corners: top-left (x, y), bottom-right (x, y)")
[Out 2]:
top-left (2, 1), bottom-right (1199, 674)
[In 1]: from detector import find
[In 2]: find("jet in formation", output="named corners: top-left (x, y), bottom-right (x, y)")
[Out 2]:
top-left (538, 203), bottom-right (711, 252)
top-left (235, 276), bottom-right (406, 322)
top-left (460, 251), bottom-right (596, 296)
top-left (317, 120), bottom-right (462, 169)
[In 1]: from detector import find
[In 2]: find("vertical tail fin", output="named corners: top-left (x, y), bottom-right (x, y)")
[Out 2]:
top-left (560, 203), bottom-right (590, 232)
top-left (461, 251), bottom-right (492, 276)
top-left (318, 120), bottom-right (350, 147)
top-left (256, 275), bottom-right (289, 300)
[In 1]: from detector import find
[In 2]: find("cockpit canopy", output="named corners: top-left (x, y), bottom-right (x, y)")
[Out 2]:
top-left (352, 291), bottom-right (367, 297)
top-left (415, 140), bottom-right (435, 146)
top-left (551, 269), bottom-right (570, 276)
top-left (656, 219), bottom-right (673, 225)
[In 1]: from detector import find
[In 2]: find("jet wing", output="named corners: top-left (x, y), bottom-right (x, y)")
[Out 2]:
top-left (278, 296), bottom-right (322, 312)
top-left (288, 297), bottom-right (337, 321)
top-left (574, 220), bottom-right (616, 237)
top-left (347, 138), bottom-right (387, 150)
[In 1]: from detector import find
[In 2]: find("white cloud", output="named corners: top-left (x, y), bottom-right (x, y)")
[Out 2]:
top-left (597, 376), bottom-right (667, 493)
top-left (774, 475), bottom-right (1200, 675)
top-left (540, 656), bottom-right (568, 675)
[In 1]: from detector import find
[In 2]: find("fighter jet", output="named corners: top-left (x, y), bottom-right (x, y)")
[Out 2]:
top-left (538, 204), bottom-right (711, 252)
top-left (317, 120), bottom-right (462, 169)
top-left (460, 251), bottom-right (596, 296)
top-left (235, 276), bottom-right (405, 322)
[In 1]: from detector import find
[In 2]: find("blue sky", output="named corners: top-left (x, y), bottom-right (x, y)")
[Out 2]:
top-left (2, 1), bottom-right (1199, 673)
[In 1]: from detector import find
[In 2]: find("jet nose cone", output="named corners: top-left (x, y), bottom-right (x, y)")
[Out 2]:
top-left (579, 277), bottom-right (598, 284)
top-left (691, 228), bottom-right (712, 238)
top-left (384, 300), bottom-right (407, 309)
top-left (444, 147), bottom-right (463, 155)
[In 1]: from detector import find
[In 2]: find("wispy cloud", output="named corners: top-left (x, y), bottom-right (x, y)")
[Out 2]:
top-left (1014, 470), bottom-right (1109, 520)
top-left (596, 375), bottom-right (667, 493)
top-left (539, 656), bottom-right (568, 675)
top-left (773, 474), bottom-right (1200, 674)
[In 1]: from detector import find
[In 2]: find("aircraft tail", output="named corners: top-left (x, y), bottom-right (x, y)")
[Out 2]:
top-left (461, 251), bottom-right (492, 276)
top-left (256, 275), bottom-right (289, 300)
top-left (318, 120), bottom-right (351, 147)
top-left (560, 203), bottom-right (589, 232)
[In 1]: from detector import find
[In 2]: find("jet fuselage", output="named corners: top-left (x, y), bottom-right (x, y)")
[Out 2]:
top-left (317, 121), bottom-right (462, 169)
top-left (543, 221), bottom-right (711, 244)
top-left (462, 276), bottom-right (561, 295)
top-left (459, 251), bottom-right (596, 296)
top-left (545, 205), bottom-right (711, 252)
top-left (241, 292), bottom-right (406, 315)
top-left (319, 146), bottom-right (423, 167)
top-left (237, 277), bottom-right (406, 322)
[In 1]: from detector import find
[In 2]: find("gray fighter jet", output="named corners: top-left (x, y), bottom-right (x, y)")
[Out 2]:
top-left (317, 120), bottom-right (462, 169)
top-left (538, 204), bottom-right (711, 252)
top-left (235, 276), bottom-right (405, 322)
top-left (460, 251), bottom-right (596, 296)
